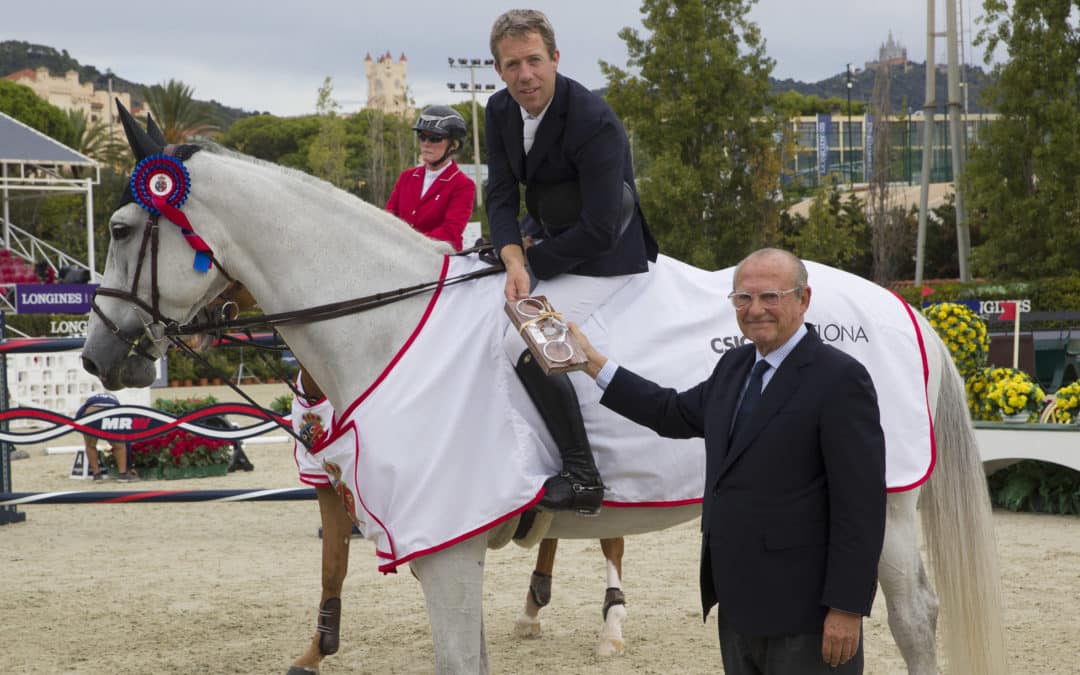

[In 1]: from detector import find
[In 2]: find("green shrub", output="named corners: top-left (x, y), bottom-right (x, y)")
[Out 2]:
top-left (988, 461), bottom-right (1080, 515)
top-left (152, 395), bottom-right (219, 416)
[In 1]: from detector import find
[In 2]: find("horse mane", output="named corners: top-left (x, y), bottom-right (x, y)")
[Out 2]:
top-left (198, 142), bottom-right (455, 255)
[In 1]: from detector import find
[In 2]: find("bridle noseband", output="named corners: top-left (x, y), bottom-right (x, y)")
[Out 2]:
top-left (91, 144), bottom-right (231, 362)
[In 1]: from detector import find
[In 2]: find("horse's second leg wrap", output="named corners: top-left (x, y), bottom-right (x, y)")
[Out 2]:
top-left (602, 587), bottom-right (625, 621)
top-left (529, 570), bottom-right (552, 608)
top-left (316, 597), bottom-right (341, 656)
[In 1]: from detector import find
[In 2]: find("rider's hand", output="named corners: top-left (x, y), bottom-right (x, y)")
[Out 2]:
top-left (500, 244), bottom-right (531, 303)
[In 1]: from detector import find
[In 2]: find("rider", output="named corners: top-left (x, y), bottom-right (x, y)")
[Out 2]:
top-left (386, 105), bottom-right (476, 251)
top-left (485, 9), bottom-right (658, 514)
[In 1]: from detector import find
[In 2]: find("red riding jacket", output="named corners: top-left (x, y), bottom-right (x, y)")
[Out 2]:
top-left (385, 161), bottom-right (476, 251)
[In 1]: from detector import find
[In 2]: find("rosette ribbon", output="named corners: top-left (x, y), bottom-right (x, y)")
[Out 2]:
top-left (130, 154), bottom-right (212, 272)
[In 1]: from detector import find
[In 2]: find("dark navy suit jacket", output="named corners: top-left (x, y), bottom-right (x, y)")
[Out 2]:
top-left (600, 328), bottom-right (887, 637)
top-left (485, 73), bottom-right (657, 280)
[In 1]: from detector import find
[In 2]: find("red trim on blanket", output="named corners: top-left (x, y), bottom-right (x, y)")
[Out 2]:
top-left (375, 490), bottom-right (545, 574)
top-left (293, 393), bottom-right (326, 409)
top-left (335, 255), bottom-right (450, 425)
top-left (298, 474), bottom-right (331, 488)
top-left (889, 292), bottom-right (937, 492)
top-left (309, 256), bottom-right (451, 455)
top-left (601, 497), bottom-right (704, 508)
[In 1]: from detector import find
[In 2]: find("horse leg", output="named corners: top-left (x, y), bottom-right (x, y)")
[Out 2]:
top-left (878, 489), bottom-right (938, 675)
top-left (513, 538), bottom-right (557, 638)
top-left (288, 486), bottom-right (354, 675)
top-left (411, 535), bottom-right (489, 675)
top-left (596, 537), bottom-right (627, 657)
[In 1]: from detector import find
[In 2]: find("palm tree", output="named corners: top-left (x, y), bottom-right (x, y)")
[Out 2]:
top-left (65, 109), bottom-right (126, 170)
top-left (142, 79), bottom-right (220, 143)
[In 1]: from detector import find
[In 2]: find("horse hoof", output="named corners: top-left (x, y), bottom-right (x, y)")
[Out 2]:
top-left (596, 638), bottom-right (625, 657)
top-left (286, 667), bottom-right (319, 675)
top-left (513, 614), bottom-right (542, 639)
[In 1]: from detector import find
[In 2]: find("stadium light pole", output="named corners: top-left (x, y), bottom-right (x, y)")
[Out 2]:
top-left (448, 57), bottom-right (496, 208)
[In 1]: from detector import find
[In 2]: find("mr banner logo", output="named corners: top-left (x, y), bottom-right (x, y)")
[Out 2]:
top-left (99, 417), bottom-right (152, 431)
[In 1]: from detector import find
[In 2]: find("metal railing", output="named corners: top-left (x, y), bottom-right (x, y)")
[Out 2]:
top-left (0, 218), bottom-right (92, 279)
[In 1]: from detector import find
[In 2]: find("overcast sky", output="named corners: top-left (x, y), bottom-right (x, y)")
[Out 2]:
top-left (4, 0), bottom-right (995, 117)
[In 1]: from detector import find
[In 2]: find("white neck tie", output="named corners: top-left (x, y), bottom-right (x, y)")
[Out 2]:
top-left (523, 116), bottom-right (540, 154)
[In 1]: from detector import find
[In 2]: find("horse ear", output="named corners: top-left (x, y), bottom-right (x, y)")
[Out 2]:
top-left (145, 113), bottom-right (167, 146)
top-left (116, 98), bottom-right (163, 161)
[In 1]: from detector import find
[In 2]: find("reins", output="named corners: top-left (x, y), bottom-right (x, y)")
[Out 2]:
top-left (167, 257), bottom-right (503, 337)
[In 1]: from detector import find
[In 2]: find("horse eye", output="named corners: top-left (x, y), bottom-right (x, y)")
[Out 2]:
top-left (111, 223), bottom-right (134, 240)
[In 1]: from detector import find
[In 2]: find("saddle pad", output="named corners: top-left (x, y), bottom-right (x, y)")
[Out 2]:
top-left (312, 255), bottom-right (933, 572)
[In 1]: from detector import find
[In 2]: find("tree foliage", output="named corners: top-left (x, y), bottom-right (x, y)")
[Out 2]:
top-left (0, 80), bottom-right (75, 144)
top-left (782, 180), bottom-right (871, 274)
top-left (143, 79), bottom-right (220, 143)
top-left (965, 0), bottom-right (1080, 278)
top-left (601, 0), bottom-right (781, 270)
top-left (221, 113), bottom-right (321, 169)
top-left (308, 77), bottom-right (348, 189)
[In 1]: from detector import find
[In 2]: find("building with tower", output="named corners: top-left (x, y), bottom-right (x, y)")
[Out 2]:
top-left (364, 51), bottom-right (410, 116)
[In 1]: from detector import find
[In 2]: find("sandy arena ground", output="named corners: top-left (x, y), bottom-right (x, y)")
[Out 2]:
top-left (1, 384), bottom-right (1078, 674)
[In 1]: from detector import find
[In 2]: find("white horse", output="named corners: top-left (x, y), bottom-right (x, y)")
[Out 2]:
top-left (82, 114), bottom-right (1006, 674)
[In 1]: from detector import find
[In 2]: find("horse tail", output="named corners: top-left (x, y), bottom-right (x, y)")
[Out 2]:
top-left (921, 338), bottom-right (1009, 675)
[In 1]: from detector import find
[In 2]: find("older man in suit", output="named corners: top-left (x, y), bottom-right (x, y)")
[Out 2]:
top-left (570, 248), bottom-right (887, 673)
top-left (486, 9), bottom-right (658, 514)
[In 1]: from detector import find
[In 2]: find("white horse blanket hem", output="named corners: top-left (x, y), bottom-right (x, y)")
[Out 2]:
top-left (310, 255), bottom-right (933, 573)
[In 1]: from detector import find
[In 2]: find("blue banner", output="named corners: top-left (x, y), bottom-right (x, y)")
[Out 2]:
top-left (14, 284), bottom-right (97, 314)
top-left (863, 114), bottom-right (875, 181)
top-left (817, 114), bottom-right (831, 176)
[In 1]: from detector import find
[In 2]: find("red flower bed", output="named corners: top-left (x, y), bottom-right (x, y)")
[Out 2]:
top-left (130, 428), bottom-right (233, 468)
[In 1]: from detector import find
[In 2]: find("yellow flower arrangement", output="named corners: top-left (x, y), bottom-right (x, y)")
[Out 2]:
top-left (970, 366), bottom-right (1046, 422)
top-left (1046, 381), bottom-right (1080, 424)
top-left (922, 302), bottom-right (989, 379)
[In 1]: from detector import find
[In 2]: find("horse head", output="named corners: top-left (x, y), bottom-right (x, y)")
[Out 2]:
top-left (82, 100), bottom-right (231, 389)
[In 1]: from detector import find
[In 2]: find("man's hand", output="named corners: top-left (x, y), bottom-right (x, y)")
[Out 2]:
top-left (821, 608), bottom-right (861, 667)
top-left (500, 244), bottom-right (531, 303)
top-left (568, 323), bottom-right (607, 380)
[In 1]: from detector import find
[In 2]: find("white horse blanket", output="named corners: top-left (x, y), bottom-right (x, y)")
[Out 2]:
top-left (311, 254), bottom-right (933, 573)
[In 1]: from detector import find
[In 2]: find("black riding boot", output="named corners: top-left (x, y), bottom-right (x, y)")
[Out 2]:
top-left (515, 350), bottom-right (604, 515)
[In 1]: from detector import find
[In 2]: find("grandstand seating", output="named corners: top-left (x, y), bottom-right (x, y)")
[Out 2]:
top-left (0, 249), bottom-right (44, 284)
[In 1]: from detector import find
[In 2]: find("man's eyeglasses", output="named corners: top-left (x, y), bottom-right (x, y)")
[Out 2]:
top-left (417, 133), bottom-right (447, 144)
top-left (727, 287), bottom-right (802, 309)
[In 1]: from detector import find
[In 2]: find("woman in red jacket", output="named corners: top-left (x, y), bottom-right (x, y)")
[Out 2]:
top-left (386, 105), bottom-right (476, 251)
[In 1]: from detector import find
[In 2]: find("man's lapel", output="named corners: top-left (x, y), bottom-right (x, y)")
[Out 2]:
top-left (525, 74), bottom-right (568, 180)
top-left (716, 331), bottom-right (820, 483)
top-left (499, 96), bottom-right (526, 180)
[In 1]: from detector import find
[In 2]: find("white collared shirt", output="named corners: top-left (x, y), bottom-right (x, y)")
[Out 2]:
top-left (421, 163), bottom-right (450, 198)
top-left (521, 96), bottom-right (554, 154)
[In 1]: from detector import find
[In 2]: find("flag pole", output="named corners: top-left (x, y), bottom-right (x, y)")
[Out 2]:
top-left (1012, 301), bottom-right (1021, 369)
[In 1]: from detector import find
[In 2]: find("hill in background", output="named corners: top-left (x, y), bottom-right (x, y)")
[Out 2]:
top-left (772, 61), bottom-right (994, 115)
top-left (0, 40), bottom-right (254, 126)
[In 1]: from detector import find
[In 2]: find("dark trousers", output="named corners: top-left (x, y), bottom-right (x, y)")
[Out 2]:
top-left (717, 610), bottom-right (864, 675)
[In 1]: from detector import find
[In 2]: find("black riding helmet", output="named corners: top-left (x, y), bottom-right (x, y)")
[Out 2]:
top-left (412, 105), bottom-right (467, 141)
top-left (414, 106), bottom-right (468, 169)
